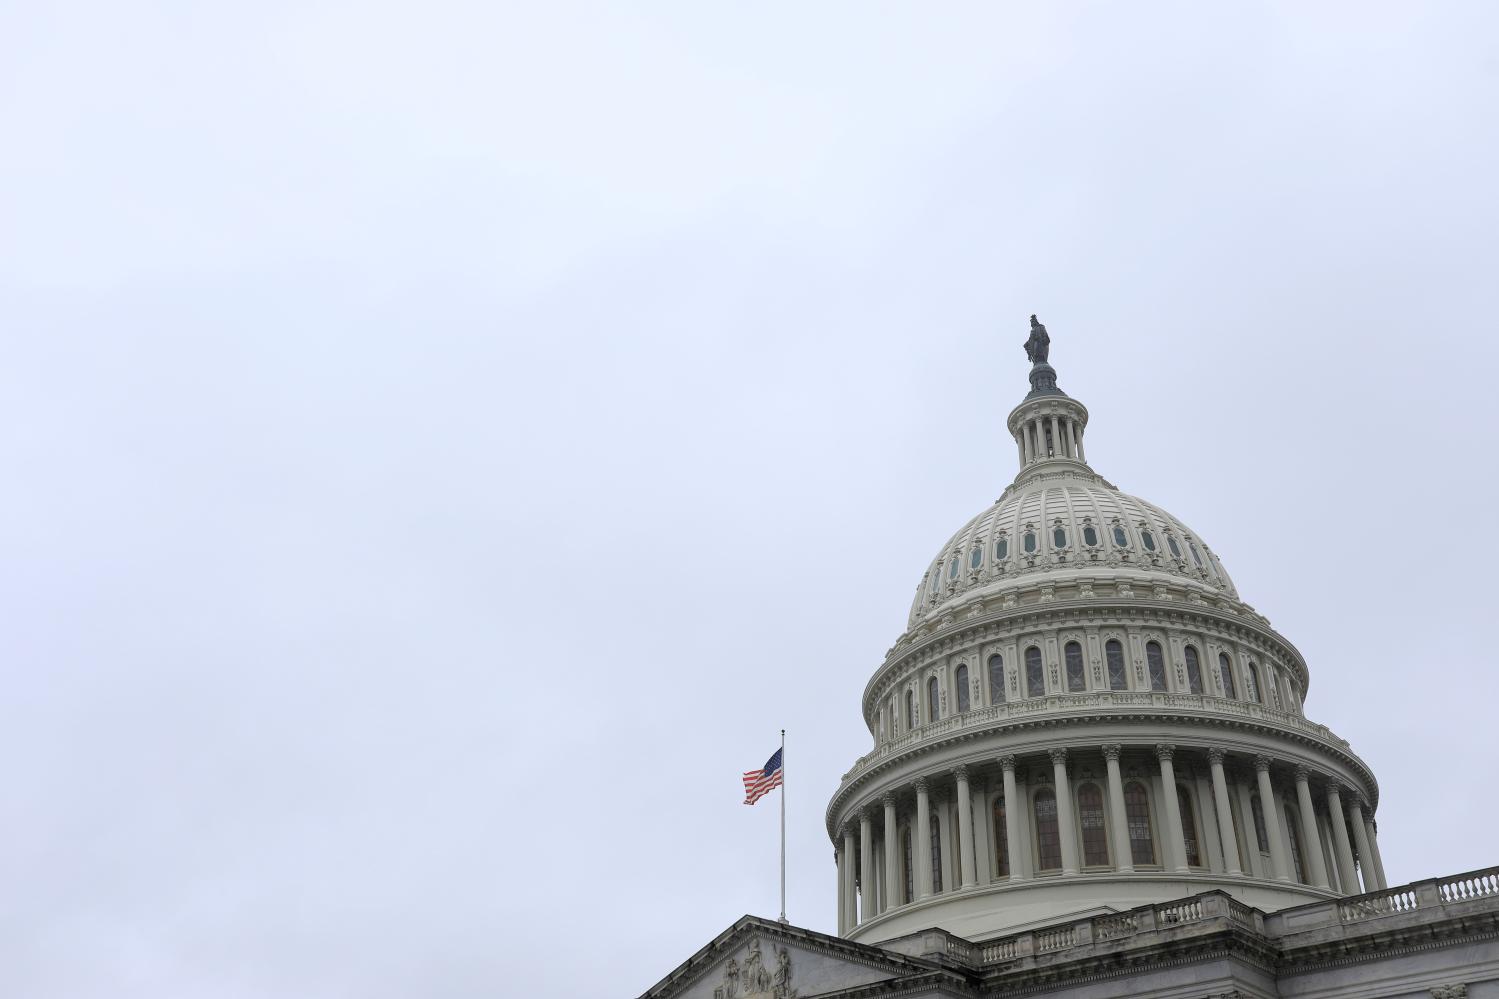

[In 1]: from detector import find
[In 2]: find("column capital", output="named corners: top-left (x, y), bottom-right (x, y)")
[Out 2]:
top-left (1207, 747), bottom-right (1228, 766)
top-left (1351, 795), bottom-right (1370, 814)
top-left (1293, 765), bottom-right (1311, 784)
top-left (1155, 743), bottom-right (1176, 761)
top-left (1326, 780), bottom-right (1345, 798)
top-left (1102, 744), bottom-right (1123, 762)
top-left (954, 764), bottom-right (970, 784)
top-left (1254, 754), bottom-right (1273, 774)
top-left (1048, 747), bottom-right (1069, 765)
top-left (914, 777), bottom-right (929, 796)
top-left (882, 792), bottom-right (896, 808)
top-left (998, 754), bottom-right (1017, 772)
top-left (861, 808), bottom-right (876, 824)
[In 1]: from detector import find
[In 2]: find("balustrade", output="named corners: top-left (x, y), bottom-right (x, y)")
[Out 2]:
top-left (1438, 869), bottom-right (1499, 902)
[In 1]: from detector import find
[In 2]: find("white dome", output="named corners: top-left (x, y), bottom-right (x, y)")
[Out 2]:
top-left (908, 470), bottom-right (1238, 629)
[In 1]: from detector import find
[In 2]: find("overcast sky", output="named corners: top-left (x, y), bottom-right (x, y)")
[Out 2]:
top-left (3, 3), bottom-right (1498, 997)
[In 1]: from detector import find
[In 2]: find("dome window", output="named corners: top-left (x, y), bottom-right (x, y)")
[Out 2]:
top-left (1105, 639), bottom-right (1128, 690)
top-left (955, 664), bottom-right (971, 713)
top-left (988, 654), bottom-right (1005, 704)
top-left (948, 556), bottom-right (960, 580)
top-left (995, 536), bottom-right (1009, 560)
top-left (1167, 535), bottom-right (1182, 558)
top-left (969, 547), bottom-right (983, 570)
top-left (1025, 646), bottom-right (1044, 697)
top-left (929, 571), bottom-right (940, 595)
top-left (1065, 641), bottom-right (1086, 692)
top-left (1023, 530), bottom-right (1037, 554)
top-left (1146, 641), bottom-right (1168, 691)
top-left (1052, 526), bottom-right (1068, 549)
top-left (1083, 524), bottom-right (1099, 547)
top-left (1184, 645), bottom-right (1203, 694)
top-left (1141, 529), bottom-right (1157, 552)
top-left (1112, 525), bottom-right (1129, 547)
top-left (1188, 541), bottom-right (1204, 567)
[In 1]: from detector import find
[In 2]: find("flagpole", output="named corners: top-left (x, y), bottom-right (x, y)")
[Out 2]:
top-left (779, 728), bottom-right (787, 924)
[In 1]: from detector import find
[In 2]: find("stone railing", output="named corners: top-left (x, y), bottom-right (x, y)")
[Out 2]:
top-left (843, 691), bottom-right (1348, 784)
top-left (1259, 865), bottom-right (1499, 933)
top-left (977, 891), bottom-right (1257, 966)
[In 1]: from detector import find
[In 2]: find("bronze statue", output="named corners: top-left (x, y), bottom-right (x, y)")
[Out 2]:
top-left (1023, 314), bottom-right (1050, 364)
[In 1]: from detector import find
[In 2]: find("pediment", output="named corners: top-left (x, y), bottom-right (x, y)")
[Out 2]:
top-left (640, 917), bottom-right (927, 999)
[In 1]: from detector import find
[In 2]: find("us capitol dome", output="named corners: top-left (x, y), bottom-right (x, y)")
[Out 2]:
top-left (639, 317), bottom-right (1497, 999)
top-left (826, 315), bottom-right (1381, 941)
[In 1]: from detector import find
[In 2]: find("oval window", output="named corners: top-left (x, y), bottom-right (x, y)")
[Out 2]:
top-left (1053, 527), bottom-right (1067, 548)
top-left (995, 537), bottom-right (1009, 560)
top-left (1167, 535), bottom-right (1182, 558)
top-left (1141, 529), bottom-right (1157, 552)
top-left (969, 547), bottom-right (983, 570)
top-left (1024, 531), bottom-right (1037, 554)
top-left (948, 556), bottom-right (960, 580)
top-left (1083, 525), bottom-right (1099, 547)
top-left (1113, 526), bottom-right (1128, 547)
top-left (929, 570), bottom-right (940, 594)
top-left (1188, 541), bottom-right (1204, 567)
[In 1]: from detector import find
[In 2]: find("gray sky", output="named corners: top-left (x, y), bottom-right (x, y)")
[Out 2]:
top-left (3, 3), bottom-right (1498, 996)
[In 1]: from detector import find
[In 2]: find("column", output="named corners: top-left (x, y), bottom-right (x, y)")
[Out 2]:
top-left (1034, 417), bottom-right (1047, 458)
top-left (955, 767), bottom-right (977, 889)
top-left (1347, 796), bottom-right (1382, 890)
top-left (1016, 433), bottom-right (1027, 468)
top-left (1076, 427), bottom-right (1086, 462)
top-left (1050, 415), bottom-right (1062, 460)
top-left (1051, 748), bottom-right (1080, 875)
top-left (972, 778), bottom-right (992, 884)
top-left (1208, 748), bottom-right (1243, 875)
top-left (1364, 813), bottom-right (1389, 890)
top-left (1066, 419), bottom-right (1078, 459)
top-left (859, 811), bottom-right (875, 922)
top-left (915, 779), bottom-right (933, 898)
top-left (1326, 782), bottom-right (1359, 894)
top-left (1254, 756), bottom-right (1292, 882)
top-left (1156, 745), bottom-right (1190, 872)
top-left (1293, 768), bottom-right (1331, 889)
top-left (1021, 423), bottom-right (1033, 463)
top-left (835, 841), bottom-right (847, 934)
top-left (841, 827), bottom-right (857, 931)
top-left (883, 794), bottom-right (900, 907)
top-left (1103, 745), bottom-right (1134, 873)
top-left (1000, 755), bottom-right (1027, 881)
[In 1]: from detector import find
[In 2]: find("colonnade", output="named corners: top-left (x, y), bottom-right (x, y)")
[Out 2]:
top-left (1016, 411), bottom-right (1086, 466)
top-left (834, 744), bottom-right (1386, 934)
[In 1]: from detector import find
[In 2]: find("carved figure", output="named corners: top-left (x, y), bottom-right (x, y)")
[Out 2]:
top-left (743, 939), bottom-right (770, 995)
top-left (772, 946), bottom-right (796, 998)
top-left (721, 957), bottom-right (740, 998)
top-left (1024, 314), bottom-right (1051, 364)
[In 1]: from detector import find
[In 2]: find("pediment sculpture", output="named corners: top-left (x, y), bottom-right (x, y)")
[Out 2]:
top-left (714, 938), bottom-right (796, 999)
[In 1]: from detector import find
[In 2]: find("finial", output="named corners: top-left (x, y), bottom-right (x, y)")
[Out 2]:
top-left (1024, 315), bottom-right (1050, 365)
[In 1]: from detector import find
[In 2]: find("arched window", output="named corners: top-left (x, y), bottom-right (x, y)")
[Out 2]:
top-left (995, 536), bottom-right (1009, 560)
top-left (1177, 785), bottom-right (1201, 866)
top-left (948, 556), bottom-right (960, 580)
top-left (1106, 639), bottom-right (1127, 690)
top-left (1251, 795), bottom-right (1270, 854)
top-left (1112, 524), bottom-right (1129, 547)
top-left (1025, 647), bottom-right (1045, 698)
top-left (905, 689), bottom-right (917, 729)
top-left (1065, 641), bottom-right (1086, 692)
top-left (902, 827), bottom-right (914, 904)
top-left (1246, 663), bottom-right (1261, 703)
top-left (1053, 525), bottom-right (1068, 549)
top-left (1083, 524), bottom-right (1099, 547)
top-left (1034, 789), bottom-right (1061, 871)
top-left (1146, 641), bottom-right (1168, 691)
top-left (930, 810), bottom-right (943, 892)
top-left (1219, 653), bottom-right (1238, 699)
top-left (955, 664), bottom-right (971, 713)
top-left (927, 676), bottom-right (940, 722)
top-left (969, 547), bottom-right (983, 570)
top-left (1285, 802), bottom-right (1306, 883)
top-left (1023, 530), bottom-right (1037, 554)
top-left (988, 654), bottom-right (1005, 704)
top-left (1125, 781), bottom-right (1155, 865)
top-left (1078, 783), bottom-right (1109, 867)
top-left (1266, 668), bottom-right (1282, 710)
top-left (1184, 645), bottom-right (1203, 694)
top-left (992, 795), bottom-right (1010, 877)
top-left (1141, 528), bottom-right (1157, 552)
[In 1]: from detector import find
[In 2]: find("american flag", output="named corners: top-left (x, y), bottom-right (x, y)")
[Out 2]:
top-left (742, 748), bottom-right (783, 805)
